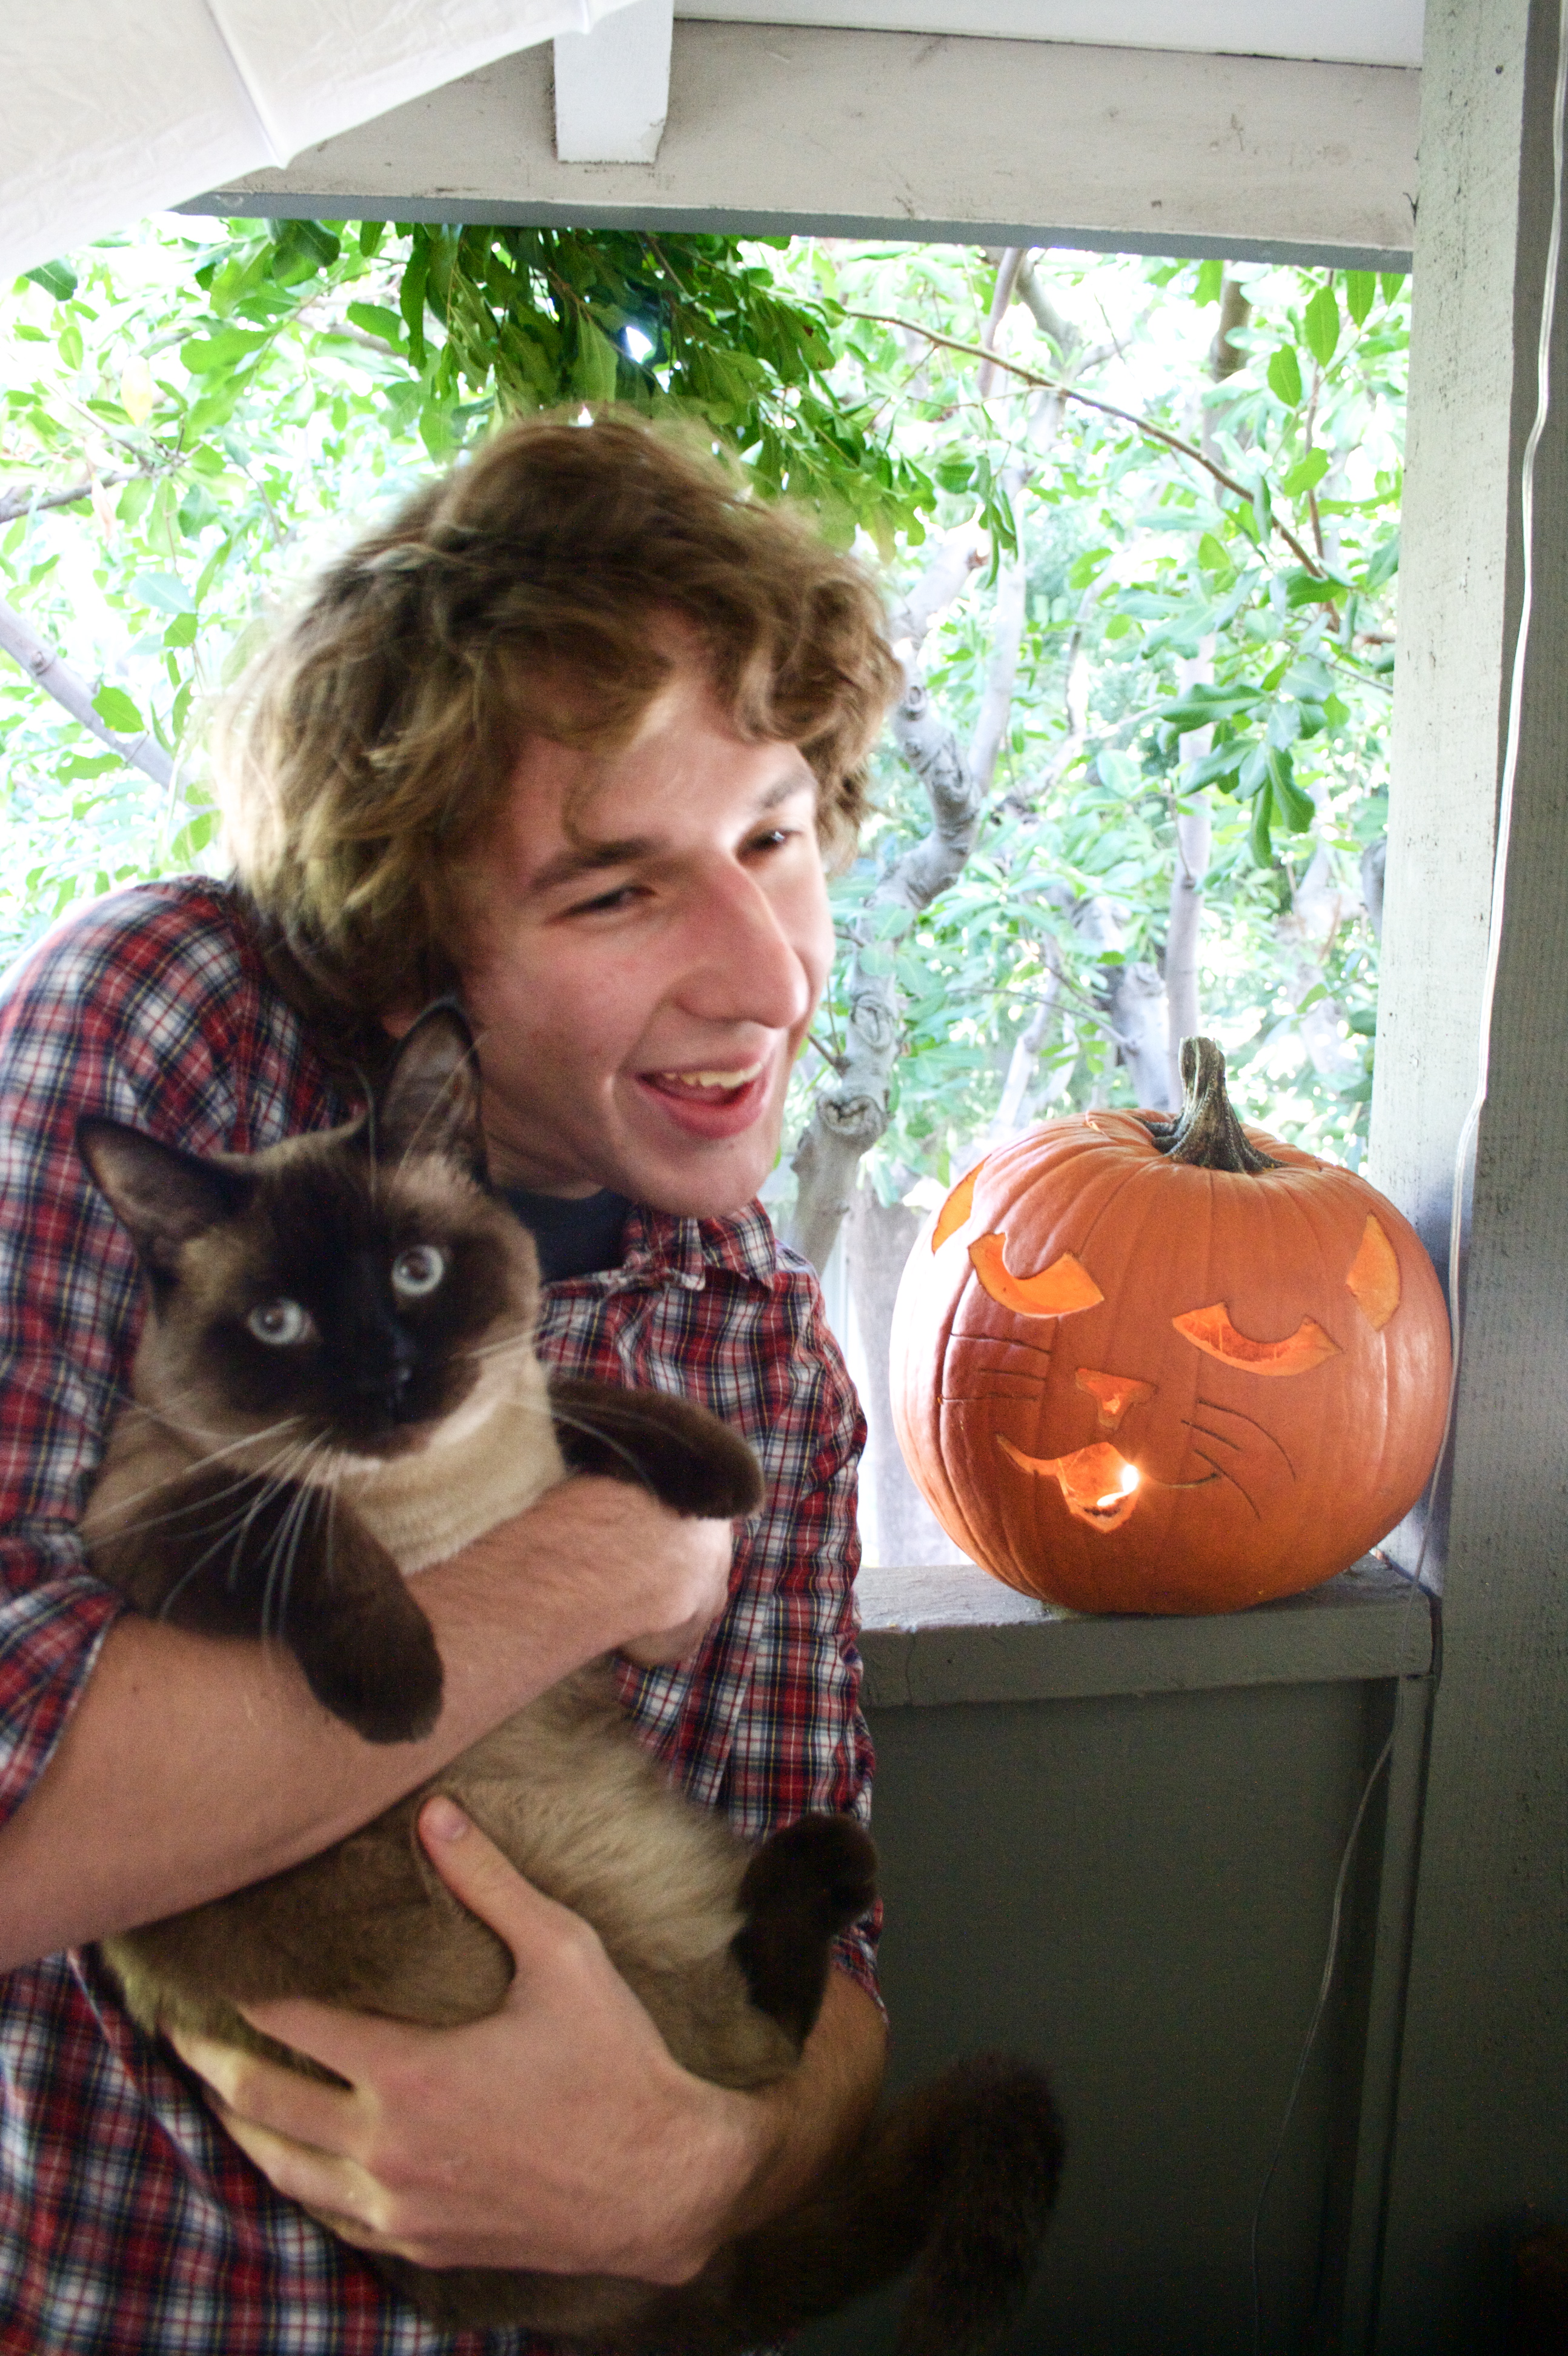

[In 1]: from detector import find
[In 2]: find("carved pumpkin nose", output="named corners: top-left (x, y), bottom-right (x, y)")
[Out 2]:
top-left (1075, 1369), bottom-right (1156, 1433)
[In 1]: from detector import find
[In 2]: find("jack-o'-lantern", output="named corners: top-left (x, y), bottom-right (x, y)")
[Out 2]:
top-left (889, 1037), bottom-right (1451, 1614)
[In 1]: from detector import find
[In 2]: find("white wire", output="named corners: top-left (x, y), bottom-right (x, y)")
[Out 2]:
top-left (1249, 8), bottom-right (1568, 2345)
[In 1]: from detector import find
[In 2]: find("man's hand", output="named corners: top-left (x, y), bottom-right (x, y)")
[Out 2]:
top-left (168, 1795), bottom-right (769, 2281)
top-left (617, 1512), bottom-right (734, 1667)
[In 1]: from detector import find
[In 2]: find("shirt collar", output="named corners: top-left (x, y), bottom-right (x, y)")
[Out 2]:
top-left (606, 1199), bottom-right (782, 1293)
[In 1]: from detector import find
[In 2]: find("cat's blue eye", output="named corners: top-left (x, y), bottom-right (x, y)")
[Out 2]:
top-left (246, 1299), bottom-right (311, 1347)
top-left (391, 1245), bottom-right (447, 1299)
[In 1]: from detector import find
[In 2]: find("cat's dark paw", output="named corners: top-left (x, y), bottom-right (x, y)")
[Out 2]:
top-left (301, 1613), bottom-right (444, 1745)
top-left (733, 1815), bottom-right (879, 2047)
top-left (285, 1513), bottom-right (446, 1745)
top-left (548, 1377), bottom-right (764, 1519)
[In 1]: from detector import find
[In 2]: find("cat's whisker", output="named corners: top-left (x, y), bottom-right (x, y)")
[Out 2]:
top-left (149, 1439), bottom-right (331, 1620)
top-left (92, 1426), bottom-right (322, 1543)
top-left (261, 1468), bottom-right (327, 1645)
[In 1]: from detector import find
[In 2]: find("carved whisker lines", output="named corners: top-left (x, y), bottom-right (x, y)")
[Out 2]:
top-left (1193, 1396), bottom-right (1298, 1481)
top-left (1187, 1442), bottom-right (1261, 1519)
top-left (948, 1329), bottom-right (1057, 1365)
top-left (940, 1390), bottom-right (1042, 1407)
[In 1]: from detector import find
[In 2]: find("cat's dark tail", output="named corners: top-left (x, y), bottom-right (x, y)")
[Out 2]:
top-left (645, 2054), bottom-right (1064, 2356)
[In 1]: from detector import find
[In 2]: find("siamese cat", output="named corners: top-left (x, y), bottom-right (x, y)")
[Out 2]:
top-left (76, 1005), bottom-right (1062, 2355)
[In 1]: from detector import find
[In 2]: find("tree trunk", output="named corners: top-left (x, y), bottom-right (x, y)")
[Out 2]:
top-left (846, 1183), bottom-right (966, 1566)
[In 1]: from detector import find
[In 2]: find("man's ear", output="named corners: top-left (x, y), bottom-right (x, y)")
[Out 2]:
top-left (76, 1118), bottom-right (255, 1274)
top-left (373, 1001), bottom-right (487, 1182)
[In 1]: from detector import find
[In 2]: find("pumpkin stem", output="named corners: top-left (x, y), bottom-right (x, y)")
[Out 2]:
top-left (1143, 1036), bottom-right (1280, 1173)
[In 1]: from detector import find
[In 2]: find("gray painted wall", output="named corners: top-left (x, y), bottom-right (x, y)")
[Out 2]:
top-left (805, 1684), bottom-right (1384, 2356)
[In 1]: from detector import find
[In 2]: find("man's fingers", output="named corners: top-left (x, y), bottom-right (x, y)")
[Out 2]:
top-left (417, 1797), bottom-right (603, 1972)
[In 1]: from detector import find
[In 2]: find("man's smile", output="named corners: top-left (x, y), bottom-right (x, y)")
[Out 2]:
top-left (644, 1062), bottom-right (766, 1101)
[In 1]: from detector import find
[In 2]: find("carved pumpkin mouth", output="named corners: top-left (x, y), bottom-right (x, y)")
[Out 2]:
top-left (996, 1437), bottom-right (1143, 1531)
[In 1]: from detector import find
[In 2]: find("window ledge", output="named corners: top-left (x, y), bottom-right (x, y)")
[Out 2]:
top-left (856, 1556), bottom-right (1435, 1708)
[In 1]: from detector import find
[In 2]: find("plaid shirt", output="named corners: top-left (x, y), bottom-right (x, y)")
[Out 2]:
top-left (0, 879), bottom-right (875, 2356)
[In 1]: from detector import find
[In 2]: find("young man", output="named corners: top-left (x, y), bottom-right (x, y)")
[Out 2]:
top-left (0, 416), bottom-right (901, 2349)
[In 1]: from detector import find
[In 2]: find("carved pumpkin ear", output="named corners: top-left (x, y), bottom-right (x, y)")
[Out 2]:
top-left (969, 1234), bottom-right (1104, 1317)
top-left (1346, 1214), bottom-right (1401, 1329)
top-left (932, 1165), bottom-right (981, 1251)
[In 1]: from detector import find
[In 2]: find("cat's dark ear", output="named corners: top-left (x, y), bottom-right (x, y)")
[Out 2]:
top-left (373, 1002), bottom-right (487, 1183)
top-left (76, 1117), bottom-right (255, 1276)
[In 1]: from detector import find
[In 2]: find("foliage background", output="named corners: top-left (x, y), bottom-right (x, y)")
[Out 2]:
top-left (0, 219), bottom-right (1404, 1197)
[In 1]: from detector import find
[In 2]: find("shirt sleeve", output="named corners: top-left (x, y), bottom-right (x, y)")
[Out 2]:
top-left (0, 891), bottom-right (250, 1827)
top-left (723, 1271), bottom-right (882, 2009)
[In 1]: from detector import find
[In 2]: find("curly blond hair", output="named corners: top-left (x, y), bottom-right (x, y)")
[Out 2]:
top-left (219, 413), bottom-right (899, 1026)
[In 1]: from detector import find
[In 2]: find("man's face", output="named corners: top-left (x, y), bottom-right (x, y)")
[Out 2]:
top-left (455, 665), bottom-right (834, 1217)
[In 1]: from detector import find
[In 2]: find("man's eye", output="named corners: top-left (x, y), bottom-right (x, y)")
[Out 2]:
top-left (569, 883), bottom-right (645, 916)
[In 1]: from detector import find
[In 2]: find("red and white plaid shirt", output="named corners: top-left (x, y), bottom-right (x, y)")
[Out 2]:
top-left (0, 879), bottom-right (875, 2355)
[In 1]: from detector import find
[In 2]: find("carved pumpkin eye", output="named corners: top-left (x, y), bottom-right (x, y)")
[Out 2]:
top-left (968, 1233), bottom-right (1103, 1317)
top-left (246, 1298), bottom-right (313, 1347)
top-left (1172, 1303), bottom-right (1341, 1374)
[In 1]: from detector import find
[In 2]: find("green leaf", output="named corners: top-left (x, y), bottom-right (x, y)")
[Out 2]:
top-left (1196, 531), bottom-right (1235, 577)
top-left (1183, 742), bottom-right (1247, 790)
top-left (1281, 448), bottom-right (1330, 499)
top-left (1267, 345), bottom-right (1303, 407)
top-left (1362, 531), bottom-right (1400, 591)
top-left (23, 259), bottom-right (78, 301)
top-left (129, 570), bottom-right (194, 614)
top-left (1161, 684), bottom-right (1264, 729)
top-left (1343, 270), bottom-right (1377, 327)
top-left (91, 685), bottom-right (144, 733)
top-left (1068, 545), bottom-right (1110, 590)
top-left (1194, 258), bottom-right (1224, 306)
top-left (1303, 284), bottom-right (1340, 368)
top-left (1380, 271), bottom-right (1406, 303)
top-left (1268, 747), bottom-right (1316, 831)
top-left (58, 324), bottom-right (84, 371)
top-left (345, 301), bottom-right (404, 348)
top-left (1285, 567), bottom-right (1349, 608)
top-left (182, 327), bottom-right (269, 374)
top-left (1249, 781), bottom-right (1276, 863)
top-left (163, 611), bottom-right (198, 649)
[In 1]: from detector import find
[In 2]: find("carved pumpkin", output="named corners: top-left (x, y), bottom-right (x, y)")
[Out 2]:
top-left (889, 1038), bottom-right (1451, 1614)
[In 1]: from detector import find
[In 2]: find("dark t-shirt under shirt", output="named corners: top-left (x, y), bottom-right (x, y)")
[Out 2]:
top-left (505, 1186), bottom-right (631, 1283)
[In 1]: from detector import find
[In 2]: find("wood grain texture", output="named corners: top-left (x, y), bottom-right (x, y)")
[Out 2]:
top-left (186, 24), bottom-right (1419, 266)
top-left (1373, 2), bottom-right (1568, 2346)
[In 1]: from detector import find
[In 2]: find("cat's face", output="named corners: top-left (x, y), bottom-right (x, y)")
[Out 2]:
top-left (81, 1007), bottom-right (538, 1463)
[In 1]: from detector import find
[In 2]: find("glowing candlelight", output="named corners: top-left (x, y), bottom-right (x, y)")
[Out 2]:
top-left (1095, 1462), bottom-right (1140, 1511)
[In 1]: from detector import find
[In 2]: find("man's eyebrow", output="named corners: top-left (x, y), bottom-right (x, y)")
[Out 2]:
top-left (527, 837), bottom-right (656, 896)
top-left (528, 766), bottom-right (815, 896)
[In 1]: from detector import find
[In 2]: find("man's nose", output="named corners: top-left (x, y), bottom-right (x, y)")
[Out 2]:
top-left (679, 862), bottom-right (815, 1030)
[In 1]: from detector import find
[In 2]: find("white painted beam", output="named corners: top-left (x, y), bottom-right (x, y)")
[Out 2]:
top-left (190, 22), bottom-right (1418, 267)
top-left (554, 0), bottom-right (674, 162)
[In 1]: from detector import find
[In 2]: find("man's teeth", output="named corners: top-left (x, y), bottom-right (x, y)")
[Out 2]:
top-left (653, 1067), bottom-right (762, 1090)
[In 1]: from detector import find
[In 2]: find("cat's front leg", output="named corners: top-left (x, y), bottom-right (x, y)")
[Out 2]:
top-left (546, 1376), bottom-right (764, 1520)
top-left (87, 1462), bottom-right (443, 1744)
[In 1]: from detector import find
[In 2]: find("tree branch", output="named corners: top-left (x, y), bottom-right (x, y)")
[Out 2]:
top-left (843, 308), bottom-right (1327, 577)
top-left (0, 598), bottom-right (173, 787)
top-left (0, 469), bottom-right (144, 526)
